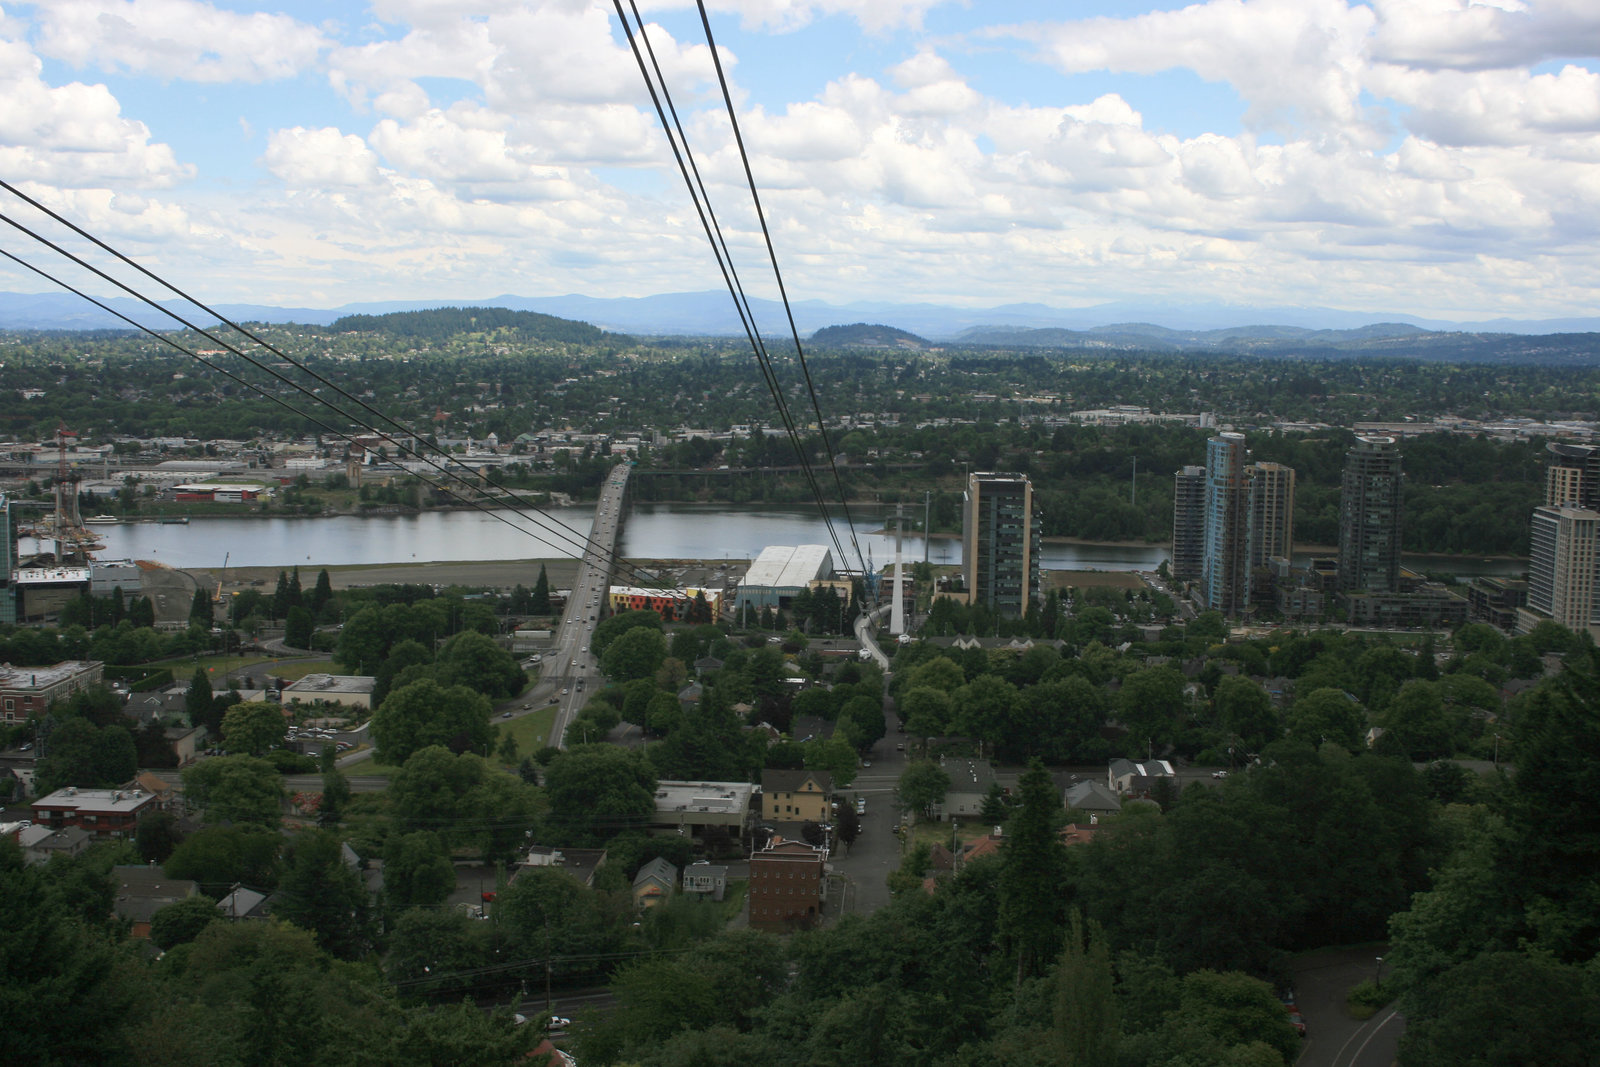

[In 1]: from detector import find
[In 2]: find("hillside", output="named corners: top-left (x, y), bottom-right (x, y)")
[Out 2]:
top-left (809, 322), bottom-right (930, 348)
top-left (328, 306), bottom-right (614, 345)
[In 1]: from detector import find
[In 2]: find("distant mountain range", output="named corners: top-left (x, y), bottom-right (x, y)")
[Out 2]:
top-left (5, 287), bottom-right (1600, 342)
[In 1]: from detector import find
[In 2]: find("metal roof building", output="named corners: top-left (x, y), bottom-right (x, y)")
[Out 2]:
top-left (735, 544), bottom-right (834, 614)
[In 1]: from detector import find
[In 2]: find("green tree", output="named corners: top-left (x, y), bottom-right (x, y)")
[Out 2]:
top-left (1051, 910), bottom-right (1120, 1067)
top-left (1400, 951), bottom-right (1600, 1067)
top-left (601, 625), bottom-right (668, 683)
top-left (272, 828), bottom-right (371, 959)
top-left (0, 839), bottom-right (132, 1067)
top-left (1213, 675), bottom-right (1279, 752)
top-left (135, 810), bottom-right (182, 864)
top-left (181, 755), bottom-right (283, 827)
top-left (309, 568), bottom-right (334, 615)
top-left (530, 564), bottom-right (552, 614)
top-left (221, 700), bottom-right (285, 757)
top-left (188, 586), bottom-right (213, 627)
top-left (434, 629), bottom-right (523, 698)
top-left (383, 907), bottom-right (487, 995)
top-left (371, 679), bottom-right (494, 765)
top-left (1284, 686), bottom-right (1366, 750)
top-left (896, 759), bottom-right (952, 820)
top-left (148, 893), bottom-right (220, 950)
top-left (163, 825), bottom-right (282, 895)
top-left (1379, 679), bottom-right (1454, 759)
top-left (542, 745), bottom-right (656, 840)
top-left (1117, 666), bottom-right (1186, 753)
top-left (320, 743), bottom-right (351, 826)
top-left (998, 759), bottom-right (1068, 984)
top-left (284, 604), bottom-right (315, 649)
top-left (184, 669), bottom-right (214, 726)
top-left (384, 831), bottom-right (457, 911)
top-left (33, 718), bottom-right (137, 795)
top-left (900, 685), bottom-right (952, 737)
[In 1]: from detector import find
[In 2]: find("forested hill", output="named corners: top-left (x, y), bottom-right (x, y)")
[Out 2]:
top-left (953, 321), bottom-right (1600, 365)
top-left (810, 322), bottom-right (930, 348)
top-left (329, 306), bottom-right (614, 344)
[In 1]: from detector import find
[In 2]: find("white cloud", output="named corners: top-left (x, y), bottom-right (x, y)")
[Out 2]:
top-left (262, 126), bottom-right (382, 188)
top-left (0, 25), bottom-right (190, 187)
top-left (1371, 0), bottom-right (1600, 71)
top-left (32, 0), bottom-right (327, 82)
top-left (639, 0), bottom-right (955, 34)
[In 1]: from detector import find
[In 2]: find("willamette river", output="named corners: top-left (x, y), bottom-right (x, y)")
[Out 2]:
top-left (86, 501), bottom-right (1525, 577)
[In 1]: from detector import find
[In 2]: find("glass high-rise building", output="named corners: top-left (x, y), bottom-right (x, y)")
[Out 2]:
top-left (1172, 465), bottom-right (1206, 582)
top-left (1528, 506), bottom-right (1599, 632)
top-left (1338, 435), bottom-right (1404, 594)
top-left (1201, 433), bottom-right (1249, 614)
top-left (962, 472), bottom-right (1040, 617)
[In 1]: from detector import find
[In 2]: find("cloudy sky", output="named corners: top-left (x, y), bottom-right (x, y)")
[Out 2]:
top-left (3, 0), bottom-right (1599, 320)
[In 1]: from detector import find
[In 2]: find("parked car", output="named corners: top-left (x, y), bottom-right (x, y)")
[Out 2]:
top-left (855, 797), bottom-right (866, 815)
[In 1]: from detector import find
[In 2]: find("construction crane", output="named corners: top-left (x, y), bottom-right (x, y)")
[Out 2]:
top-left (214, 551), bottom-right (228, 602)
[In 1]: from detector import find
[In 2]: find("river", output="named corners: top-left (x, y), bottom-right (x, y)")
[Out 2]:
top-left (85, 502), bottom-right (1524, 577)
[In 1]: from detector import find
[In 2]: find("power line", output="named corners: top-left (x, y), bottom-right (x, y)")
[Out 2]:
top-left (0, 188), bottom-right (667, 590)
top-left (691, 0), bottom-right (871, 589)
top-left (610, 3), bottom-right (866, 589)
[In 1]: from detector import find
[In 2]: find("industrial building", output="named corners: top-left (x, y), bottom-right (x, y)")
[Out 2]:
top-left (734, 545), bottom-right (835, 617)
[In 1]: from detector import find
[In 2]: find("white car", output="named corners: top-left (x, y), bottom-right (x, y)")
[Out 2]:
top-left (855, 797), bottom-right (866, 815)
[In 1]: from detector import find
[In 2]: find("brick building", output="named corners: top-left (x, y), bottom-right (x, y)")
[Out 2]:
top-left (747, 838), bottom-right (828, 931)
top-left (0, 661), bottom-right (104, 723)
top-left (31, 785), bottom-right (158, 839)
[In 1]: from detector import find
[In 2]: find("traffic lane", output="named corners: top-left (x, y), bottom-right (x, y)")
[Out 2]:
top-left (829, 773), bottom-right (903, 917)
top-left (1290, 946), bottom-right (1404, 1067)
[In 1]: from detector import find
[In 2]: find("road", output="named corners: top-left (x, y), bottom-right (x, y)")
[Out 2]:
top-left (825, 673), bottom-right (911, 917)
top-left (1292, 947), bottom-right (1405, 1067)
top-left (547, 464), bottom-right (629, 748)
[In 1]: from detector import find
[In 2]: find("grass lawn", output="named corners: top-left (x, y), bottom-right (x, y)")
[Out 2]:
top-left (340, 751), bottom-right (403, 776)
top-left (495, 704), bottom-right (560, 761)
top-left (718, 879), bottom-right (748, 920)
top-left (903, 816), bottom-right (986, 853)
top-left (167, 654), bottom-right (330, 683)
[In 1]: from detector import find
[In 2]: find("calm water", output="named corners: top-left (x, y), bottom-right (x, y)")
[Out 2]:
top-left (87, 502), bottom-right (1523, 577)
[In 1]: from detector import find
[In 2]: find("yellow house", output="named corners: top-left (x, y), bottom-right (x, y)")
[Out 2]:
top-left (761, 769), bottom-right (834, 823)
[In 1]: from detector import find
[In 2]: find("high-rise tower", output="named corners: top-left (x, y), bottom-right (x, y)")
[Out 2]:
top-left (1201, 433), bottom-right (1249, 614)
top-left (1246, 462), bottom-right (1295, 568)
top-left (1544, 442), bottom-right (1600, 510)
top-left (1338, 435), bottom-right (1404, 594)
top-left (962, 472), bottom-right (1040, 617)
top-left (0, 493), bottom-right (14, 625)
top-left (1171, 465), bottom-right (1206, 582)
top-left (1529, 442), bottom-right (1600, 630)
top-left (1527, 506), bottom-right (1599, 632)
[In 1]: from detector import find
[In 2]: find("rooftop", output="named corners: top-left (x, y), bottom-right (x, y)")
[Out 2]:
top-left (653, 780), bottom-right (757, 814)
top-left (0, 661), bottom-right (100, 689)
top-left (283, 674), bottom-right (376, 695)
top-left (742, 544), bottom-right (833, 589)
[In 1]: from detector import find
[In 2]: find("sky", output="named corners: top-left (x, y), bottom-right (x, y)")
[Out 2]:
top-left (3, 0), bottom-right (1600, 321)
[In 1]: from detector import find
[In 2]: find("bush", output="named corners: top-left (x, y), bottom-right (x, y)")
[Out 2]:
top-left (1346, 979), bottom-right (1396, 1019)
top-left (262, 748), bottom-right (318, 774)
